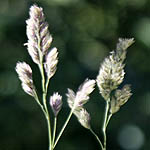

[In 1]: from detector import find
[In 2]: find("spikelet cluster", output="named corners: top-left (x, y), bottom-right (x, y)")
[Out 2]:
top-left (110, 85), bottom-right (132, 114)
top-left (44, 47), bottom-right (58, 79)
top-left (26, 5), bottom-right (52, 64)
top-left (16, 62), bottom-right (35, 97)
top-left (97, 38), bottom-right (134, 101)
top-left (16, 5), bottom-right (58, 97)
top-left (96, 55), bottom-right (125, 100)
top-left (97, 38), bottom-right (134, 113)
top-left (26, 5), bottom-right (58, 79)
top-left (50, 92), bottom-right (62, 117)
top-left (74, 108), bottom-right (91, 129)
top-left (67, 79), bottom-right (95, 129)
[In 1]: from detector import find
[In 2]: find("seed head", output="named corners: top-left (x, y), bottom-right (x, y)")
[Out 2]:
top-left (74, 108), bottom-right (91, 129)
top-left (26, 4), bottom-right (53, 64)
top-left (44, 47), bottom-right (58, 79)
top-left (66, 79), bottom-right (95, 129)
top-left (115, 38), bottom-right (134, 63)
top-left (116, 38), bottom-right (135, 52)
top-left (15, 62), bottom-right (35, 97)
top-left (50, 92), bottom-right (62, 117)
top-left (110, 84), bottom-right (132, 114)
top-left (97, 56), bottom-right (125, 100)
top-left (67, 79), bottom-right (95, 110)
top-left (66, 88), bottom-right (76, 110)
top-left (96, 38), bottom-right (134, 101)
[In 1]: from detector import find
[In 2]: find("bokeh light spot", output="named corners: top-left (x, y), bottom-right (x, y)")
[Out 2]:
top-left (118, 124), bottom-right (145, 150)
top-left (134, 18), bottom-right (150, 48)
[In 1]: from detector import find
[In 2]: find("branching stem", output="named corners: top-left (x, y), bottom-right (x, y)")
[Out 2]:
top-left (102, 100), bottom-right (110, 150)
top-left (90, 128), bottom-right (103, 149)
top-left (52, 117), bottom-right (57, 148)
top-left (53, 109), bottom-right (74, 149)
top-left (37, 31), bottom-right (52, 150)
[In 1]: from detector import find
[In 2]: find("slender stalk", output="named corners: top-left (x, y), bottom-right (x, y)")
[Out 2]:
top-left (102, 100), bottom-right (110, 150)
top-left (90, 128), bottom-right (103, 149)
top-left (33, 90), bottom-right (47, 116)
top-left (36, 28), bottom-right (53, 150)
top-left (52, 117), bottom-right (57, 148)
top-left (46, 115), bottom-right (52, 150)
top-left (42, 75), bottom-right (52, 150)
top-left (53, 109), bottom-right (74, 149)
top-left (46, 78), bottom-right (50, 92)
top-left (40, 63), bottom-right (52, 150)
top-left (106, 114), bottom-right (112, 128)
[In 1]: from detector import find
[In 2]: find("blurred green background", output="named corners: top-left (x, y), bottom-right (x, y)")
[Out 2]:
top-left (0, 0), bottom-right (150, 150)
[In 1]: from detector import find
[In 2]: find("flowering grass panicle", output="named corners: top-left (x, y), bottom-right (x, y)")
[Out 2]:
top-left (96, 56), bottom-right (125, 100)
top-left (16, 4), bottom-right (60, 150)
top-left (95, 38), bottom-right (134, 150)
top-left (96, 38), bottom-right (134, 101)
top-left (26, 5), bottom-right (52, 64)
top-left (15, 3), bottom-right (135, 150)
top-left (66, 79), bottom-right (95, 128)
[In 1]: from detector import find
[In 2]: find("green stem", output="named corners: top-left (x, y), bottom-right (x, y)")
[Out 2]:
top-left (37, 29), bottom-right (52, 150)
top-left (40, 64), bottom-right (52, 150)
top-left (33, 89), bottom-right (52, 150)
top-left (90, 128), bottom-right (103, 149)
top-left (33, 90), bottom-right (47, 116)
top-left (52, 117), bottom-right (57, 148)
top-left (102, 100), bottom-right (110, 150)
top-left (106, 114), bottom-right (112, 128)
top-left (53, 109), bottom-right (74, 149)
top-left (47, 115), bottom-right (52, 150)
top-left (46, 78), bottom-right (50, 92)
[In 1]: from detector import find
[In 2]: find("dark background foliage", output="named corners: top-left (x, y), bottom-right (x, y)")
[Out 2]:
top-left (0, 0), bottom-right (149, 150)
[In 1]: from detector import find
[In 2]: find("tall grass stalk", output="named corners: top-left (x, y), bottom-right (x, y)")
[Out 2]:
top-left (16, 4), bottom-right (134, 150)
